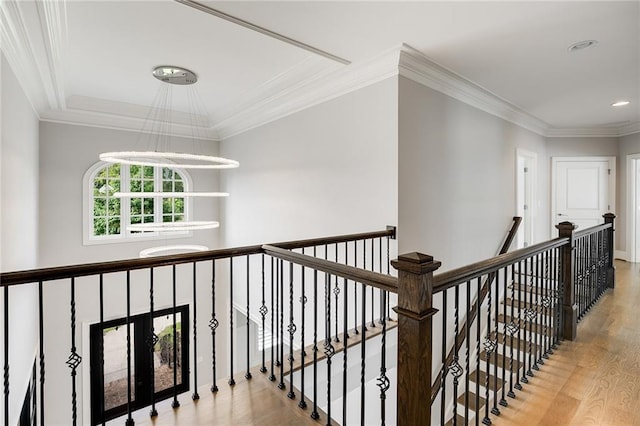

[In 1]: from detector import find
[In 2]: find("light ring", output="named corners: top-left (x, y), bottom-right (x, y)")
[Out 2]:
top-left (99, 151), bottom-right (239, 169)
top-left (140, 244), bottom-right (209, 258)
top-left (114, 192), bottom-right (229, 198)
top-left (128, 221), bottom-right (219, 232)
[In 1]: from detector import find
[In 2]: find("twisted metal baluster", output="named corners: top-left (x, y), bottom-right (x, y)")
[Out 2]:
top-left (377, 290), bottom-right (390, 426)
top-left (499, 266), bottom-right (508, 408)
top-left (311, 270), bottom-right (320, 420)
top-left (344, 242), bottom-right (350, 339)
top-left (65, 278), bottom-right (83, 426)
top-left (149, 269), bottom-right (159, 415)
top-left (288, 262), bottom-right (296, 399)
top-left (191, 262), bottom-right (200, 400)
top-left (39, 280), bottom-right (46, 426)
top-left (450, 286), bottom-right (463, 425)
top-left (353, 241), bottom-right (359, 335)
top-left (464, 280), bottom-right (470, 421)
top-left (492, 269), bottom-right (501, 416)
top-left (507, 263), bottom-right (518, 398)
top-left (229, 259), bottom-right (236, 387)
top-left (299, 257), bottom-right (307, 409)
top-left (125, 273), bottom-right (135, 424)
top-left (324, 274), bottom-right (335, 426)
top-left (363, 241), bottom-right (368, 333)
top-left (246, 255), bottom-right (252, 380)
top-left (334, 243), bottom-right (340, 342)
top-left (269, 257), bottom-right (276, 382)
top-left (514, 261), bottom-right (524, 390)
top-left (370, 239), bottom-right (376, 328)
top-left (278, 259), bottom-right (285, 390)
top-left (526, 257), bottom-right (535, 378)
top-left (483, 274), bottom-right (496, 424)
top-left (275, 258), bottom-right (280, 368)
top-left (210, 261), bottom-right (220, 392)
top-left (171, 266), bottom-right (181, 407)
top-left (260, 255), bottom-right (268, 374)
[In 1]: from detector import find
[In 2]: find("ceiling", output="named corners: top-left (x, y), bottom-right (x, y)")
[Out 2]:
top-left (2, 1), bottom-right (639, 140)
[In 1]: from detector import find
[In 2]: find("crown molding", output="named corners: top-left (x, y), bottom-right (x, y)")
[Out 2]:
top-left (0, 0), bottom-right (66, 114)
top-left (397, 44), bottom-right (550, 136)
top-left (212, 45), bottom-right (401, 139)
top-left (545, 121), bottom-right (640, 138)
top-left (618, 121), bottom-right (640, 137)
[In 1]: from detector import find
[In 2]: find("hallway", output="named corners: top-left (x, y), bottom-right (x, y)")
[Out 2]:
top-left (494, 260), bottom-right (640, 426)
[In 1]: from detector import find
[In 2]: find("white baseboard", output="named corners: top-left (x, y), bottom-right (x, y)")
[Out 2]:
top-left (615, 250), bottom-right (628, 261)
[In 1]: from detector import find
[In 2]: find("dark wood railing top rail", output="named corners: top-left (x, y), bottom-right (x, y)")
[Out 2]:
top-left (262, 244), bottom-right (398, 293)
top-left (574, 222), bottom-right (612, 239)
top-left (0, 228), bottom-right (396, 287)
top-left (433, 237), bottom-right (569, 293)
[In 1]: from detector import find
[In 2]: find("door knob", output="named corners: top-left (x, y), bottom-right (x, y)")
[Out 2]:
top-left (557, 213), bottom-right (567, 216)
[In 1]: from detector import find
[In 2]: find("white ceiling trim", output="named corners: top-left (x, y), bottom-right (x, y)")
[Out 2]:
top-left (546, 122), bottom-right (640, 138)
top-left (34, 0), bottom-right (67, 110)
top-left (212, 45), bottom-right (401, 140)
top-left (397, 44), bottom-right (550, 136)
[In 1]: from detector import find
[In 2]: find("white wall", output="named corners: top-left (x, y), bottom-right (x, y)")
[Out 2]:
top-left (37, 122), bottom-right (227, 424)
top-left (219, 77), bottom-right (398, 248)
top-left (617, 132), bottom-right (640, 257)
top-left (397, 76), bottom-right (549, 270)
top-left (0, 52), bottom-right (40, 424)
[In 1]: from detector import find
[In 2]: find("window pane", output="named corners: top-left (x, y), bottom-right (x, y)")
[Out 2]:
top-left (130, 198), bottom-right (142, 215)
top-left (162, 181), bottom-right (172, 192)
top-left (163, 215), bottom-right (172, 223)
top-left (108, 198), bottom-right (120, 215)
top-left (130, 165), bottom-right (140, 178)
top-left (94, 198), bottom-right (106, 215)
top-left (130, 215), bottom-right (141, 224)
top-left (103, 324), bottom-right (135, 411)
top-left (143, 215), bottom-right (154, 223)
top-left (153, 314), bottom-right (182, 392)
top-left (175, 198), bottom-right (184, 214)
top-left (143, 198), bottom-right (154, 213)
top-left (94, 178), bottom-right (106, 196)
top-left (106, 179), bottom-right (120, 195)
top-left (162, 198), bottom-right (173, 214)
top-left (107, 164), bottom-right (121, 178)
top-left (107, 218), bottom-right (121, 235)
top-left (162, 168), bottom-right (173, 179)
top-left (130, 180), bottom-right (141, 193)
top-left (94, 218), bottom-right (107, 236)
top-left (143, 181), bottom-right (154, 192)
top-left (175, 215), bottom-right (184, 222)
top-left (143, 166), bottom-right (154, 178)
top-left (175, 181), bottom-right (184, 192)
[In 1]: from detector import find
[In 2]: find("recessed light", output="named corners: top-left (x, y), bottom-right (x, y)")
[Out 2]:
top-left (612, 101), bottom-right (631, 107)
top-left (568, 40), bottom-right (598, 52)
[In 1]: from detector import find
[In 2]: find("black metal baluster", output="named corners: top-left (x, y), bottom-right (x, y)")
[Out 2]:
top-left (542, 250), bottom-right (551, 359)
top-left (451, 286), bottom-right (463, 425)
top-left (65, 278), bottom-right (83, 426)
top-left (210, 261), bottom-right (220, 392)
top-left (526, 258), bottom-right (535, 378)
top-left (491, 270), bottom-right (501, 416)
top-left (465, 280), bottom-right (470, 422)
top-left (4, 284), bottom-right (9, 426)
top-left (288, 262), bottom-right (296, 399)
top-left (246, 255), bottom-right (252, 381)
top-left (269, 257), bottom-right (276, 382)
top-left (334, 244), bottom-right (340, 342)
top-left (299, 257), bottom-right (307, 409)
top-left (378, 238), bottom-right (384, 326)
top-left (260, 255), bottom-right (268, 375)
top-left (362, 241), bottom-right (368, 333)
top-left (353, 242), bottom-right (359, 335)
top-left (149, 269), bottom-right (159, 416)
top-left (533, 255), bottom-right (542, 370)
top-left (275, 258), bottom-right (280, 369)
top-left (377, 290), bottom-right (390, 426)
top-left (324, 274), bottom-right (335, 426)
top-left (514, 261), bottom-right (524, 391)
top-left (344, 242), bottom-right (350, 339)
top-left (360, 281), bottom-right (366, 425)
top-left (311, 270), bottom-right (319, 420)
top-left (483, 275), bottom-right (495, 425)
top-left (172, 265), bottom-right (180, 407)
top-left (507, 263), bottom-right (518, 398)
top-left (39, 280), bottom-right (46, 426)
top-left (370, 239), bottom-right (375, 328)
top-left (554, 247), bottom-right (562, 348)
top-left (342, 273), bottom-right (348, 424)
top-left (499, 265), bottom-right (508, 408)
top-left (125, 272), bottom-right (135, 424)
top-left (440, 289), bottom-right (448, 426)
top-left (278, 259), bottom-right (285, 390)
top-left (475, 278), bottom-right (481, 426)
top-left (192, 262), bottom-right (200, 399)
top-left (229, 258), bottom-right (236, 387)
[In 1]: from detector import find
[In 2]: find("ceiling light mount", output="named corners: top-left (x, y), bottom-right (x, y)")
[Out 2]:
top-left (152, 65), bottom-right (198, 85)
top-left (568, 40), bottom-right (598, 52)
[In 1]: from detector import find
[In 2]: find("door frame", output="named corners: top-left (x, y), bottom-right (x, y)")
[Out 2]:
top-left (516, 149), bottom-right (537, 248)
top-left (627, 153), bottom-right (640, 262)
top-left (551, 156), bottom-right (616, 236)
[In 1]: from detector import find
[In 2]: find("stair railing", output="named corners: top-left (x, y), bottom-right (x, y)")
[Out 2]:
top-left (430, 217), bottom-right (521, 405)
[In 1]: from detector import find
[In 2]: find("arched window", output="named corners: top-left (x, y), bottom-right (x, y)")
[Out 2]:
top-left (83, 162), bottom-right (192, 244)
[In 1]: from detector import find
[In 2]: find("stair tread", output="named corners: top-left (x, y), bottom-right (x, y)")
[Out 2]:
top-left (457, 390), bottom-right (486, 412)
top-left (497, 314), bottom-right (555, 336)
top-left (468, 369), bottom-right (505, 391)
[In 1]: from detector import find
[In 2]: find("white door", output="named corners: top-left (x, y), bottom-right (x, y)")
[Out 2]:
top-left (552, 157), bottom-right (615, 233)
top-left (516, 150), bottom-right (536, 248)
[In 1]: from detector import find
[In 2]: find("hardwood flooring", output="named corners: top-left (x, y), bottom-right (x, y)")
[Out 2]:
top-left (493, 260), bottom-right (640, 426)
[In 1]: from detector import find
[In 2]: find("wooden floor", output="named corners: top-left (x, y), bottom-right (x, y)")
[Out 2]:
top-left (494, 260), bottom-right (640, 426)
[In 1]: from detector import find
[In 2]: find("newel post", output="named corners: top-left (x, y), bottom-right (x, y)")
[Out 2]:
top-left (556, 221), bottom-right (577, 341)
top-left (603, 213), bottom-right (616, 289)
top-left (391, 252), bottom-right (441, 425)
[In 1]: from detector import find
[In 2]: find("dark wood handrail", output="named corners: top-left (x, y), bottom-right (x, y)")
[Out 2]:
top-left (574, 222), bottom-right (611, 239)
top-left (0, 228), bottom-right (395, 287)
top-left (262, 245), bottom-right (398, 293)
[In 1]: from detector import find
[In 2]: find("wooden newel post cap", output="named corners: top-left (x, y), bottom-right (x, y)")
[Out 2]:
top-left (555, 221), bottom-right (577, 232)
top-left (391, 252), bottom-right (442, 275)
top-left (603, 213), bottom-right (616, 222)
